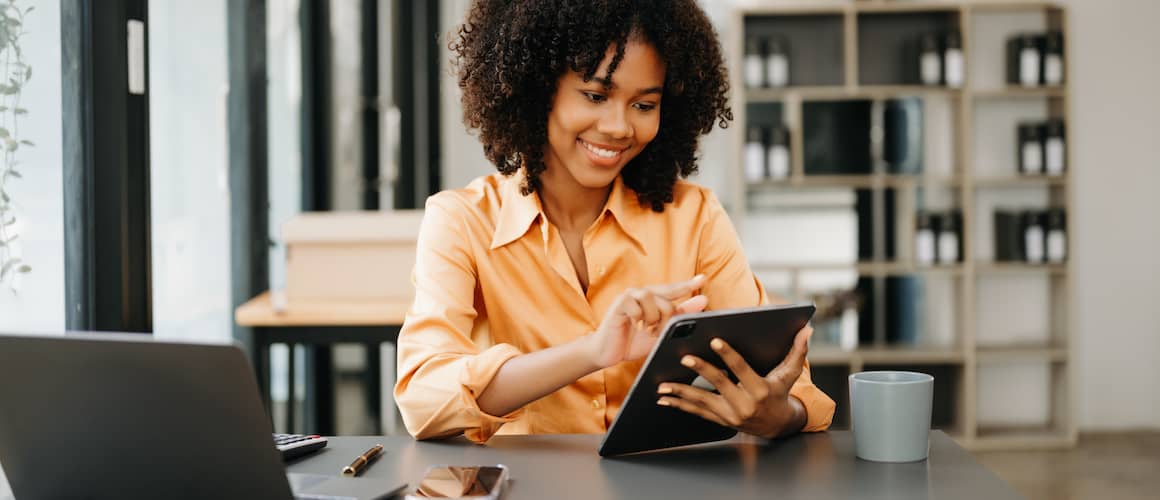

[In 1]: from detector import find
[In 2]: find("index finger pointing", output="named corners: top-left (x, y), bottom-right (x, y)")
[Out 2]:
top-left (650, 274), bottom-right (706, 301)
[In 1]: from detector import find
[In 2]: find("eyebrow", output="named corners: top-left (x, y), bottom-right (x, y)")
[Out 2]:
top-left (593, 77), bottom-right (663, 96)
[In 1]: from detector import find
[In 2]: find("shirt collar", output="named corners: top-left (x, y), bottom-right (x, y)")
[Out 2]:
top-left (602, 174), bottom-right (650, 254)
top-left (489, 172), bottom-right (650, 253)
top-left (490, 174), bottom-right (543, 250)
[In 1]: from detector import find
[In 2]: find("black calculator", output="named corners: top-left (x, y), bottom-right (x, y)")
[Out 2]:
top-left (273, 433), bottom-right (328, 461)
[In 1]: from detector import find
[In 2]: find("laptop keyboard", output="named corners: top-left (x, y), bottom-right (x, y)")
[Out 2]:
top-left (274, 433), bottom-right (328, 461)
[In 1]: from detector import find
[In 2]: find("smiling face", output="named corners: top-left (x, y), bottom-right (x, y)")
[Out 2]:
top-left (542, 38), bottom-right (666, 192)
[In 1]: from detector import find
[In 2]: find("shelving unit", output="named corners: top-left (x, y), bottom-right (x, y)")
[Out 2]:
top-left (727, 1), bottom-right (1074, 450)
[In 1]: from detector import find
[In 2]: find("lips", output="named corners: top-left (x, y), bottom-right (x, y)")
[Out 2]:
top-left (578, 138), bottom-right (629, 167)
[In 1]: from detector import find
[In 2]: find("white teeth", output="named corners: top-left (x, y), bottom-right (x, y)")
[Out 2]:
top-left (581, 140), bottom-right (620, 159)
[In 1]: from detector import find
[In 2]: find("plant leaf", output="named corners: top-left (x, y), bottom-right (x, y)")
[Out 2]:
top-left (19, 139), bottom-right (32, 146)
top-left (13, 107), bottom-right (25, 115)
top-left (6, 138), bottom-right (17, 151)
top-left (7, 170), bottom-right (19, 178)
top-left (17, 264), bottom-right (29, 273)
top-left (0, 257), bottom-right (20, 280)
top-left (24, 65), bottom-right (30, 82)
top-left (0, 127), bottom-right (8, 138)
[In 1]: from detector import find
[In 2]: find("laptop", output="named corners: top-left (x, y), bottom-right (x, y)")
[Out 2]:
top-left (0, 333), bottom-right (407, 500)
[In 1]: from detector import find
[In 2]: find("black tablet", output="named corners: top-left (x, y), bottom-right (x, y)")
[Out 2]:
top-left (597, 302), bottom-right (816, 457)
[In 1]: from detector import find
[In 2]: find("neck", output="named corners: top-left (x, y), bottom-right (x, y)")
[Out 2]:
top-left (537, 168), bottom-right (613, 233)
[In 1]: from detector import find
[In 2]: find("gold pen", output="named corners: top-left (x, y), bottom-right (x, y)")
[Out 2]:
top-left (341, 444), bottom-right (384, 476)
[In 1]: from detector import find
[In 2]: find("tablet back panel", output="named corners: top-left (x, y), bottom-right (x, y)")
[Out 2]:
top-left (598, 303), bottom-right (816, 457)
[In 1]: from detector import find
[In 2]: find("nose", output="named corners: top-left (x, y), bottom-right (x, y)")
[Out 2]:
top-left (596, 105), bottom-right (632, 141)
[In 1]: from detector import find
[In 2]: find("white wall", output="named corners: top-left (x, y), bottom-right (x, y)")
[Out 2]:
top-left (1055, 0), bottom-right (1160, 430)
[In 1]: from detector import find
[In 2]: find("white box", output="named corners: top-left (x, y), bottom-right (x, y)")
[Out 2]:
top-left (283, 210), bottom-right (424, 302)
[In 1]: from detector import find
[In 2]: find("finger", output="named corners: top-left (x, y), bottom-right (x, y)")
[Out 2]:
top-left (676, 294), bottom-right (708, 314)
top-left (652, 295), bottom-right (676, 332)
top-left (767, 325), bottom-right (813, 387)
top-left (657, 382), bottom-right (743, 426)
top-left (708, 338), bottom-right (768, 399)
top-left (650, 274), bottom-right (706, 301)
top-left (679, 354), bottom-right (747, 404)
top-left (612, 293), bottom-right (644, 326)
top-left (628, 289), bottom-right (661, 327)
top-left (656, 394), bottom-right (731, 428)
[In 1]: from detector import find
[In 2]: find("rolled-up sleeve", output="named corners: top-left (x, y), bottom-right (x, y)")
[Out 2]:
top-left (790, 360), bottom-right (837, 432)
top-left (394, 194), bottom-right (524, 442)
top-left (694, 189), bottom-right (836, 433)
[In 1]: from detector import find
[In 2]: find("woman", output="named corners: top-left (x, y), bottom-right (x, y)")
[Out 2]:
top-left (394, 0), bottom-right (835, 443)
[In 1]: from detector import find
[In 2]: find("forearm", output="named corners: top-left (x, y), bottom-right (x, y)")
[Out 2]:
top-left (476, 335), bottom-right (601, 417)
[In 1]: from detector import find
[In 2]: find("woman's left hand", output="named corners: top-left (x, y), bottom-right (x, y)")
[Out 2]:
top-left (656, 325), bottom-right (813, 439)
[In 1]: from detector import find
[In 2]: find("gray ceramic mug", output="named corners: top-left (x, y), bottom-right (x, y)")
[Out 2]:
top-left (849, 371), bottom-right (934, 462)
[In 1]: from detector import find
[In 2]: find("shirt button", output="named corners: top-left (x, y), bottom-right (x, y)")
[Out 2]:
top-left (591, 399), bottom-right (602, 409)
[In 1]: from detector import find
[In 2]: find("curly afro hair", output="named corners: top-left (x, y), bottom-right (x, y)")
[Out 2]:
top-left (451, 0), bottom-right (732, 212)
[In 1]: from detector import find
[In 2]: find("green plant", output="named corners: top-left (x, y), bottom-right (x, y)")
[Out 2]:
top-left (0, 0), bottom-right (33, 290)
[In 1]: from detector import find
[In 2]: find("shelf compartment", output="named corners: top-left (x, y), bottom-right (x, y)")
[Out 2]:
top-left (976, 359), bottom-right (1070, 441)
top-left (857, 10), bottom-right (962, 86)
top-left (967, 4), bottom-right (1065, 90)
top-left (744, 14), bottom-right (845, 87)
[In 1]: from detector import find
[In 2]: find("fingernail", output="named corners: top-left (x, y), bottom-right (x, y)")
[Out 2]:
top-left (656, 399), bottom-right (670, 406)
top-left (657, 385), bottom-right (672, 394)
top-left (681, 356), bottom-right (696, 368)
top-left (710, 338), bottom-right (724, 350)
top-left (693, 274), bottom-right (705, 282)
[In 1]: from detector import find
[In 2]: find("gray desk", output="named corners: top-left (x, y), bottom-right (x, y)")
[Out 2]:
top-left (287, 431), bottom-right (1022, 500)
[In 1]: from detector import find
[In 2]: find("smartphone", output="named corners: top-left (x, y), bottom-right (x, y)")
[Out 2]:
top-left (403, 464), bottom-right (509, 500)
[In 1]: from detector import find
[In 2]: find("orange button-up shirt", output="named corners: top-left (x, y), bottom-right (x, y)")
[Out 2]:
top-left (394, 172), bottom-right (835, 442)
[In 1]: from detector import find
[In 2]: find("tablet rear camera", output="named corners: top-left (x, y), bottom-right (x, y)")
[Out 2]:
top-left (671, 321), bottom-right (697, 339)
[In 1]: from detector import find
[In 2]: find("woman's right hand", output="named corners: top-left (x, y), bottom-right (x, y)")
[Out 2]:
top-left (584, 275), bottom-right (709, 370)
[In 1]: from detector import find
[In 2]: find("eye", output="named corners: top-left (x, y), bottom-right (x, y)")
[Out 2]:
top-left (582, 91), bottom-right (607, 103)
top-left (633, 102), bottom-right (657, 112)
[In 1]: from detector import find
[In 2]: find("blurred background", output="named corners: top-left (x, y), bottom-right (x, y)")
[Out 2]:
top-left (0, 1), bottom-right (1156, 499)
